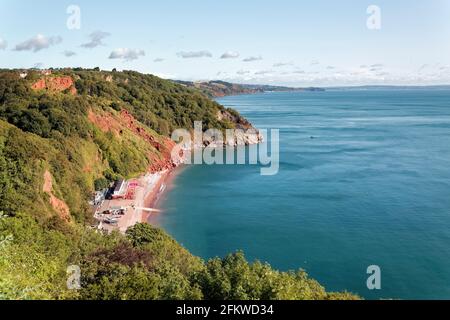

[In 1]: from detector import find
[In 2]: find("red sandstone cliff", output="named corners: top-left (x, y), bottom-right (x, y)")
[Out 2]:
top-left (87, 109), bottom-right (176, 174)
top-left (32, 76), bottom-right (77, 95)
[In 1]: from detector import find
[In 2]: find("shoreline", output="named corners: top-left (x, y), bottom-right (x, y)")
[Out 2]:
top-left (93, 168), bottom-right (178, 233)
top-left (102, 135), bottom-right (262, 232)
top-left (143, 165), bottom-right (187, 225)
top-left (141, 169), bottom-right (172, 223)
top-left (140, 136), bottom-right (263, 225)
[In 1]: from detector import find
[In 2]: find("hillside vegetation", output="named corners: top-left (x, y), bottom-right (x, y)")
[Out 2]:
top-left (0, 68), bottom-right (359, 300)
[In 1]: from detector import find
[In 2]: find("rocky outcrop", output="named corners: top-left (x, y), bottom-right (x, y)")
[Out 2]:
top-left (227, 129), bottom-right (263, 146)
top-left (217, 109), bottom-right (253, 129)
top-left (32, 76), bottom-right (77, 95)
top-left (217, 110), bottom-right (263, 146)
top-left (202, 129), bottom-right (263, 148)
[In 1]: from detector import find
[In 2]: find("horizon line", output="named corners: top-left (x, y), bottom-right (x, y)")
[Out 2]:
top-left (4, 67), bottom-right (450, 89)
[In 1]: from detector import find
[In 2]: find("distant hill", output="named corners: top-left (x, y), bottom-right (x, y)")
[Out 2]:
top-left (326, 85), bottom-right (450, 91)
top-left (174, 80), bottom-right (325, 98)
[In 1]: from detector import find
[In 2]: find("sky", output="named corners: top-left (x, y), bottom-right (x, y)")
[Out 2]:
top-left (1, 0), bottom-right (450, 86)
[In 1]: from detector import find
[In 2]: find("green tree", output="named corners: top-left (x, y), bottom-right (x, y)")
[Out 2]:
top-left (126, 223), bottom-right (167, 247)
top-left (94, 177), bottom-right (109, 191)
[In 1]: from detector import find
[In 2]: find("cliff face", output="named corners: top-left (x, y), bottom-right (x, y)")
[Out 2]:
top-left (32, 76), bottom-right (77, 94)
top-left (87, 109), bottom-right (176, 174)
top-left (43, 170), bottom-right (71, 222)
top-left (118, 110), bottom-right (176, 172)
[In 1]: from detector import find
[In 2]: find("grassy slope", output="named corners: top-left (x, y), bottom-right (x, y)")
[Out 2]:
top-left (0, 69), bottom-right (360, 300)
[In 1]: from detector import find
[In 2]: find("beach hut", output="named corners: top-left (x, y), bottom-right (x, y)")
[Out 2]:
top-left (111, 179), bottom-right (126, 199)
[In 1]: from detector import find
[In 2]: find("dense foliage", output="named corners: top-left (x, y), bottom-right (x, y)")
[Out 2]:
top-left (0, 69), bottom-right (359, 300)
top-left (69, 69), bottom-right (239, 135)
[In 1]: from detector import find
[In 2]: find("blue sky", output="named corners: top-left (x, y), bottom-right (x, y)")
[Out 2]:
top-left (1, 0), bottom-right (449, 86)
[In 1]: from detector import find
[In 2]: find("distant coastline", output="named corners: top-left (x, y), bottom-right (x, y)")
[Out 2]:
top-left (173, 79), bottom-right (325, 98)
top-left (325, 85), bottom-right (450, 91)
top-left (173, 79), bottom-right (450, 98)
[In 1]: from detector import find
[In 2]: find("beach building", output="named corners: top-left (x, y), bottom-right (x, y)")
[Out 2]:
top-left (111, 179), bottom-right (127, 199)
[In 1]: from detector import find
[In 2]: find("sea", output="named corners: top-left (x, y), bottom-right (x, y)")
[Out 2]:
top-left (151, 89), bottom-right (450, 299)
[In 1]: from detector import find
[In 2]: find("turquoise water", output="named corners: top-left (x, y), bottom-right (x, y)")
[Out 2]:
top-left (152, 90), bottom-right (450, 299)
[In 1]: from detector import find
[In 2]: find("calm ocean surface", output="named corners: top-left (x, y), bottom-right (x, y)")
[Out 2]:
top-left (152, 90), bottom-right (450, 299)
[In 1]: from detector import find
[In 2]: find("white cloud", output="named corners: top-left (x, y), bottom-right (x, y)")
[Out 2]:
top-left (220, 51), bottom-right (240, 59)
top-left (243, 55), bottom-right (263, 62)
top-left (81, 31), bottom-right (110, 49)
top-left (0, 38), bottom-right (7, 50)
top-left (177, 51), bottom-right (212, 58)
top-left (369, 63), bottom-right (384, 72)
top-left (417, 64), bottom-right (428, 73)
top-left (237, 70), bottom-right (250, 75)
top-left (254, 70), bottom-right (273, 75)
top-left (109, 48), bottom-right (145, 61)
top-left (225, 63), bottom-right (450, 86)
top-left (273, 62), bottom-right (294, 67)
top-left (216, 71), bottom-right (234, 78)
top-left (63, 50), bottom-right (76, 57)
top-left (154, 58), bottom-right (164, 62)
top-left (14, 34), bottom-right (62, 52)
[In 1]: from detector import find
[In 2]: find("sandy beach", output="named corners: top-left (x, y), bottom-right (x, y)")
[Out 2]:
top-left (94, 168), bottom-right (176, 233)
top-left (140, 169), bottom-right (172, 223)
